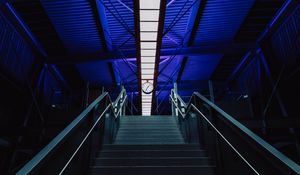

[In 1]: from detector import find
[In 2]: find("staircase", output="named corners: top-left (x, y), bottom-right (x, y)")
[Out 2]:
top-left (89, 115), bottom-right (215, 175)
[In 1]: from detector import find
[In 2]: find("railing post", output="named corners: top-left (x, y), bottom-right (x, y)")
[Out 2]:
top-left (173, 83), bottom-right (179, 117)
top-left (103, 113), bottom-right (112, 144)
top-left (208, 80), bottom-right (214, 103)
top-left (171, 91), bottom-right (176, 116)
top-left (187, 112), bottom-right (199, 143)
top-left (210, 110), bottom-right (224, 174)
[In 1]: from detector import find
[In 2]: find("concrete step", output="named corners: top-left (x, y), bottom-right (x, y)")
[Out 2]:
top-left (119, 125), bottom-right (177, 128)
top-left (93, 157), bottom-right (213, 166)
top-left (120, 117), bottom-right (176, 121)
top-left (101, 144), bottom-right (203, 150)
top-left (119, 123), bottom-right (177, 126)
top-left (114, 140), bottom-right (185, 145)
top-left (98, 149), bottom-right (207, 158)
top-left (117, 131), bottom-right (181, 135)
top-left (115, 136), bottom-right (184, 141)
top-left (89, 165), bottom-right (216, 175)
top-left (116, 133), bottom-right (183, 138)
top-left (117, 128), bottom-right (180, 131)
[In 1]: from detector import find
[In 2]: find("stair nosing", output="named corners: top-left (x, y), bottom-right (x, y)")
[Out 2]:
top-left (90, 165), bottom-right (216, 168)
top-left (94, 156), bottom-right (210, 159)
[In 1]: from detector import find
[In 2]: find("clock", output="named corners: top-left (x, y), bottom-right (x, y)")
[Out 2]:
top-left (142, 81), bottom-right (154, 94)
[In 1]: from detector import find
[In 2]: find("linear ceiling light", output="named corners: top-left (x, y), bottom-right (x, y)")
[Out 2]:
top-left (139, 0), bottom-right (161, 116)
top-left (140, 32), bottom-right (158, 41)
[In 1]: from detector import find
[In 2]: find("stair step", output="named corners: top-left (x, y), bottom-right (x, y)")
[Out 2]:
top-left (118, 128), bottom-right (180, 131)
top-left (120, 120), bottom-right (176, 122)
top-left (120, 123), bottom-right (177, 126)
top-left (120, 118), bottom-right (176, 121)
top-left (98, 150), bottom-right (206, 157)
top-left (93, 157), bottom-right (213, 166)
top-left (115, 137), bottom-right (184, 141)
top-left (116, 134), bottom-right (183, 138)
top-left (114, 142), bottom-right (185, 145)
top-left (89, 165), bottom-right (215, 175)
top-left (121, 115), bottom-right (174, 118)
top-left (102, 144), bottom-right (203, 150)
top-left (120, 122), bottom-right (177, 124)
top-left (114, 140), bottom-right (185, 145)
top-left (88, 114), bottom-right (214, 175)
top-left (119, 126), bottom-right (178, 130)
top-left (117, 130), bottom-right (181, 133)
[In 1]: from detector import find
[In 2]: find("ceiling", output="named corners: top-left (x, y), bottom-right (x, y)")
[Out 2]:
top-left (9, 0), bottom-right (285, 112)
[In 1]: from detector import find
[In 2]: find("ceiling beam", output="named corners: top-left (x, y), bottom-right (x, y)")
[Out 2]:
top-left (90, 0), bottom-right (112, 51)
top-left (0, 2), bottom-right (47, 58)
top-left (186, 0), bottom-right (206, 46)
top-left (107, 62), bottom-right (118, 88)
top-left (48, 42), bottom-right (254, 64)
top-left (176, 57), bottom-right (188, 83)
top-left (133, 0), bottom-right (141, 113)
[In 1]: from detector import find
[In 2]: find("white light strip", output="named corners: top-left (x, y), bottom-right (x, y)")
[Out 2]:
top-left (140, 10), bottom-right (159, 21)
top-left (140, 32), bottom-right (158, 41)
top-left (140, 0), bottom-right (160, 9)
top-left (141, 50), bottom-right (156, 57)
top-left (140, 0), bottom-right (161, 116)
top-left (140, 22), bottom-right (159, 31)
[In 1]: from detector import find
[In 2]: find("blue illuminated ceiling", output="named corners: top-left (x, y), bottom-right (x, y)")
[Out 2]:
top-left (193, 0), bottom-right (254, 45)
top-left (162, 0), bottom-right (194, 48)
top-left (76, 61), bottom-right (113, 87)
top-left (180, 54), bottom-right (222, 81)
top-left (41, 0), bottom-right (104, 54)
top-left (101, 0), bottom-right (135, 50)
top-left (9, 0), bottom-right (285, 108)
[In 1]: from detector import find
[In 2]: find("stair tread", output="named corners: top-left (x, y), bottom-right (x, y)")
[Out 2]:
top-left (91, 165), bottom-right (215, 168)
top-left (102, 144), bottom-right (203, 150)
top-left (89, 115), bottom-right (214, 175)
top-left (98, 150), bottom-right (206, 157)
top-left (89, 165), bottom-right (215, 175)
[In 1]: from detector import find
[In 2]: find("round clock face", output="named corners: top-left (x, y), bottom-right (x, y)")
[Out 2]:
top-left (142, 82), bottom-right (154, 94)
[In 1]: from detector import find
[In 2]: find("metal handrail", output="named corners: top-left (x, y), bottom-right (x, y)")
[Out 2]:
top-left (59, 94), bottom-right (127, 175)
top-left (17, 88), bottom-right (127, 175)
top-left (170, 88), bottom-right (300, 174)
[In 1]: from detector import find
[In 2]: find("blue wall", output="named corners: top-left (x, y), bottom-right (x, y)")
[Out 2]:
top-left (0, 11), bottom-right (35, 84)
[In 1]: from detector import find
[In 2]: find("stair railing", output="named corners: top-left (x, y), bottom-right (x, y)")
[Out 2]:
top-left (16, 87), bottom-right (127, 175)
top-left (170, 84), bottom-right (300, 175)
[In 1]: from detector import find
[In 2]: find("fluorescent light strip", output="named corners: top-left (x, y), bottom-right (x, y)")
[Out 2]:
top-left (141, 74), bottom-right (154, 79)
top-left (142, 80), bottom-right (153, 84)
top-left (141, 69), bottom-right (154, 74)
top-left (141, 50), bottom-right (156, 56)
top-left (141, 63), bottom-right (155, 69)
top-left (140, 0), bottom-right (160, 9)
top-left (140, 22), bottom-right (158, 31)
top-left (139, 0), bottom-right (161, 116)
top-left (140, 10), bottom-right (159, 21)
top-left (140, 32), bottom-right (157, 41)
top-left (141, 57), bottom-right (156, 62)
top-left (141, 42), bottom-right (157, 49)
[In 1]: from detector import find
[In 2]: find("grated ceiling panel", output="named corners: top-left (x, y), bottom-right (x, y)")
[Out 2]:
top-left (102, 0), bottom-right (135, 50)
top-left (193, 0), bottom-right (254, 45)
top-left (163, 0), bottom-right (194, 48)
top-left (41, 0), bottom-right (103, 54)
